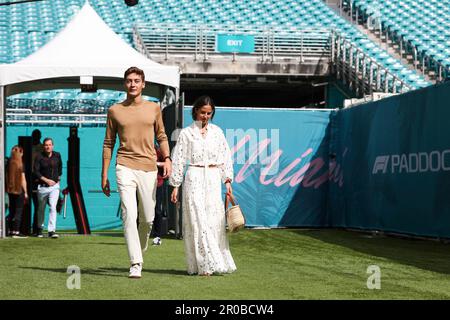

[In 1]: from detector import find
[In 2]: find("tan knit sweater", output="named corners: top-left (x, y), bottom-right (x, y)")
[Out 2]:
top-left (102, 101), bottom-right (170, 172)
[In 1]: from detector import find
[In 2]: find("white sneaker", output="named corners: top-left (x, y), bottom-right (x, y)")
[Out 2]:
top-left (129, 263), bottom-right (142, 279)
top-left (152, 237), bottom-right (162, 246)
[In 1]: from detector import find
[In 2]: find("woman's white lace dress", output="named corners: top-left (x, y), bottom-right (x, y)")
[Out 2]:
top-left (169, 122), bottom-right (237, 275)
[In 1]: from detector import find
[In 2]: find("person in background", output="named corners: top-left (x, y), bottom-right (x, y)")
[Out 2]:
top-left (31, 129), bottom-right (43, 236)
top-left (6, 145), bottom-right (29, 238)
top-left (150, 144), bottom-right (166, 246)
top-left (33, 137), bottom-right (62, 239)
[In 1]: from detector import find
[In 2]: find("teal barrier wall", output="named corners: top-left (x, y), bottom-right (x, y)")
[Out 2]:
top-left (184, 107), bottom-right (333, 227)
top-left (6, 108), bottom-right (334, 230)
top-left (6, 126), bottom-right (122, 230)
top-left (329, 81), bottom-right (450, 238)
top-left (6, 81), bottom-right (450, 237)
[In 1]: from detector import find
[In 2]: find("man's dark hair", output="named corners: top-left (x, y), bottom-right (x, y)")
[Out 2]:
top-left (125, 0), bottom-right (139, 6)
top-left (43, 137), bottom-right (53, 145)
top-left (124, 66), bottom-right (145, 82)
top-left (191, 95), bottom-right (216, 121)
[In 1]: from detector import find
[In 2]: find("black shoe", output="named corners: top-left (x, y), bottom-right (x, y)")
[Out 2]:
top-left (35, 229), bottom-right (44, 238)
top-left (12, 232), bottom-right (28, 239)
top-left (48, 231), bottom-right (59, 239)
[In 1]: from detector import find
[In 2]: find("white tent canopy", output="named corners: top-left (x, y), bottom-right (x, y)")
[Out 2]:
top-left (0, 2), bottom-right (180, 238)
top-left (0, 2), bottom-right (180, 90)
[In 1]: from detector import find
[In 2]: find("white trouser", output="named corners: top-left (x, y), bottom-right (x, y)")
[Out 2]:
top-left (37, 183), bottom-right (60, 232)
top-left (116, 164), bottom-right (157, 265)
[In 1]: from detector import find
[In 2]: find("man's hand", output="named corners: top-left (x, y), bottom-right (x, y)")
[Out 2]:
top-left (162, 158), bottom-right (172, 179)
top-left (102, 176), bottom-right (111, 197)
top-left (170, 187), bottom-right (178, 203)
top-left (45, 178), bottom-right (57, 187)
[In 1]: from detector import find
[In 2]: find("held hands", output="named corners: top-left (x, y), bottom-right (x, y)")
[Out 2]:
top-left (101, 176), bottom-right (111, 197)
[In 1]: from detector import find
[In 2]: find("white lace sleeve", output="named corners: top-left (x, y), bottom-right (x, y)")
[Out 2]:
top-left (219, 130), bottom-right (234, 183)
top-left (169, 131), bottom-right (188, 187)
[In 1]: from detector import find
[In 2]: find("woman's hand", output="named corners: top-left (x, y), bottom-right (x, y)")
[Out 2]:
top-left (171, 187), bottom-right (179, 203)
top-left (225, 182), bottom-right (232, 195)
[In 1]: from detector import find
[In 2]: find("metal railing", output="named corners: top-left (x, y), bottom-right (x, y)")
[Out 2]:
top-left (6, 111), bottom-right (107, 127)
top-left (6, 108), bottom-right (32, 114)
top-left (134, 23), bottom-right (413, 96)
top-left (332, 32), bottom-right (413, 95)
top-left (133, 24), bottom-right (331, 63)
top-left (339, 0), bottom-right (450, 83)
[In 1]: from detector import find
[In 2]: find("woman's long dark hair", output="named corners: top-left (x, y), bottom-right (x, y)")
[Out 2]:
top-left (6, 145), bottom-right (23, 195)
top-left (191, 95), bottom-right (216, 121)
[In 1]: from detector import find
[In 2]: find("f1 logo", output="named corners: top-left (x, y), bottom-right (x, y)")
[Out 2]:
top-left (372, 156), bottom-right (390, 174)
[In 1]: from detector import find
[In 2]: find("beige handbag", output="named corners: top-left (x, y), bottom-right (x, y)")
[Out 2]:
top-left (225, 193), bottom-right (245, 232)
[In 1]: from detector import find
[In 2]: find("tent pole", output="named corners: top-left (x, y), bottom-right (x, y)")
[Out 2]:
top-left (174, 87), bottom-right (182, 239)
top-left (175, 88), bottom-right (180, 128)
top-left (0, 85), bottom-right (6, 239)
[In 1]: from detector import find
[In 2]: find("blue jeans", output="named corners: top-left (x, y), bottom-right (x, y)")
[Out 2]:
top-left (37, 183), bottom-right (60, 232)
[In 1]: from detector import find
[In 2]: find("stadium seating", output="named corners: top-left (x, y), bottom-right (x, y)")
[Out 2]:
top-left (346, 0), bottom-right (450, 79)
top-left (0, 0), bottom-right (435, 110)
top-left (6, 89), bottom-right (158, 114)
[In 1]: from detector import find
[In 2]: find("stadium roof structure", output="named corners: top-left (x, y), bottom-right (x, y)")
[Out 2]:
top-left (0, 2), bottom-right (180, 92)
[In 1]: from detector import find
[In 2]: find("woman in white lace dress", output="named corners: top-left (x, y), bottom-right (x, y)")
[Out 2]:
top-left (169, 96), bottom-right (237, 276)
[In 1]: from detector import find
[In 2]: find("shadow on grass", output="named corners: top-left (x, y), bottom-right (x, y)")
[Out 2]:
top-left (95, 242), bottom-right (125, 246)
top-left (19, 266), bottom-right (188, 277)
top-left (99, 267), bottom-right (188, 276)
top-left (144, 269), bottom-right (189, 276)
top-left (20, 266), bottom-right (125, 278)
top-left (289, 228), bottom-right (450, 275)
top-left (92, 233), bottom-right (124, 237)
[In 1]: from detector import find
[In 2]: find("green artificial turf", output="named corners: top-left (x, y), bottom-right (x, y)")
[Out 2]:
top-left (1, 229), bottom-right (450, 300)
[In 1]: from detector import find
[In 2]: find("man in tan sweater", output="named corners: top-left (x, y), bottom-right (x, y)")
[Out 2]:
top-left (102, 66), bottom-right (172, 278)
